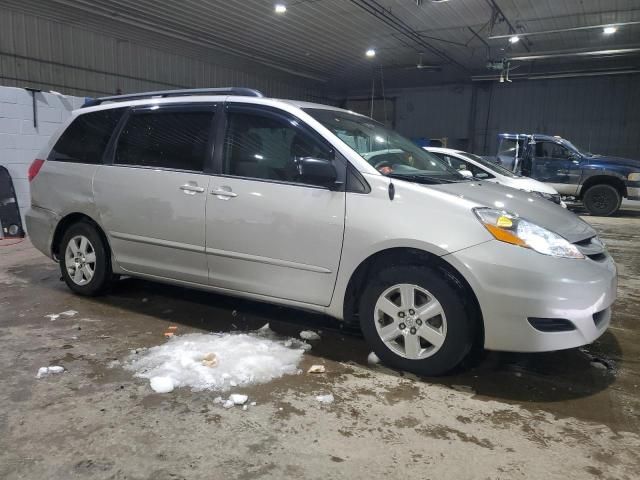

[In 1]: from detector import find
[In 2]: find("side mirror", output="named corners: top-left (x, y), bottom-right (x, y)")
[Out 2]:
top-left (294, 157), bottom-right (339, 189)
top-left (459, 169), bottom-right (473, 178)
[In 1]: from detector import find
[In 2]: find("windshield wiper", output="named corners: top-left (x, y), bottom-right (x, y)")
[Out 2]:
top-left (387, 173), bottom-right (462, 184)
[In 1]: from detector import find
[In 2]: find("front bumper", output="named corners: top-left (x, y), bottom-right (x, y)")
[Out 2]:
top-left (627, 185), bottom-right (640, 201)
top-left (445, 240), bottom-right (617, 352)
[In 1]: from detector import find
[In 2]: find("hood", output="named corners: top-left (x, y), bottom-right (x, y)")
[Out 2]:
top-left (429, 181), bottom-right (595, 243)
top-left (501, 177), bottom-right (558, 195)
top-left (586, 155), bottom-right (640, 169)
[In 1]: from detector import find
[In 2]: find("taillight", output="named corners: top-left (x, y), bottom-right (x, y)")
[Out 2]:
top-left (28, 159), bottom-right (45, 182)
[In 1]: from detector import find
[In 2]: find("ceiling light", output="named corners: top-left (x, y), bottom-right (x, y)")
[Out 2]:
top-left (603, 26), bottom-right (617, 35)
top-left (274, 4), bottom-right (287, 14)
top-left (366, 49), bottom-right (376, 58)
top-left (509, 35), bottom-right (520, 44)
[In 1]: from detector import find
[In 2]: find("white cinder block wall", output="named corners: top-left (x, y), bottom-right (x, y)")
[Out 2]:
top-left (0, 86), bottom-right (85, 229)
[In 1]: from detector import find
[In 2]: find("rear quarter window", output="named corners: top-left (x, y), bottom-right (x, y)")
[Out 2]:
top-left (50, 108), bottom-right (125, 164)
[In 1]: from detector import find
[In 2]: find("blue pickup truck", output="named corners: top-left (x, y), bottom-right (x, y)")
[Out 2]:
top-left (491, 133), bottom-right (640, 216)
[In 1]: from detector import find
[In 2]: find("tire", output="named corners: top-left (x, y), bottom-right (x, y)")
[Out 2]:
top-left (59, 221), bottom-right (112, 296)
top-left (359, 265), bottom-right (473, 376)
top-left (582, 184), bottom-right (621, 217)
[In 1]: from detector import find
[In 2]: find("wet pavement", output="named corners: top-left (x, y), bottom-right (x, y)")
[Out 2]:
top-left (1, 202), bottom-right (639, 479)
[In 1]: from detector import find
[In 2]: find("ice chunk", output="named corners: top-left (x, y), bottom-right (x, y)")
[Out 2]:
top-left (213, 396), bottom-right (223, 404)
top-left (150, 376), bottom-right (175, 393)
top-left (300, 331), bottom-right (321, 341)
top-left (367, 352), bottom-right (380, 365)
top-left (223, 399), bottom-right (234, 409)
top-left (307, 365), bottom-right (326, 374)
top-left (315, 393), bottom-right (334, 404)
top-left (591, 361), bottom-right (608, 370)
top-left (124, 332), bottom-right (304, 392)
top-left (250, 401), bottom-right (257, 406)
top-left (46, 310), bottom-right (78, 321)
top-left (36, 366), bottom-right (65, 378)
top-left (229, 393), bottom-right (248, 405)
top-left (242, 405), bottom-right (248, 411)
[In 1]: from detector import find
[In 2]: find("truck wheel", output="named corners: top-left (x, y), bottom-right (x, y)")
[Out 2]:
top-left (359, 265), bottom-right (473, 376)
top-left (583, 184), bottom-right (621, 216)
top-left (60, 221), bottom-right (112, 296)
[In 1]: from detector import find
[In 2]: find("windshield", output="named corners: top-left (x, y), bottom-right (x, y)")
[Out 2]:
top-left (456, 151), bottom-right (521, 178)
top-left (304, 108), bottom-right (465, 182)
top-left (559, 138), bottom-right (593, 157)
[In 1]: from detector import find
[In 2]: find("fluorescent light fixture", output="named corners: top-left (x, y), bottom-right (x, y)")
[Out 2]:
top-left (366, 49), bottom-right (376, 58)
top-left (603, 26), bottom-right (617, 35)
top-left (274, 4), bottom-right (286, 14)
top-left (509, 35), bottom-right (520, 44)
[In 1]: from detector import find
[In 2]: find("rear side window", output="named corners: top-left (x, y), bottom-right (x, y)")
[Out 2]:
top-left (50, 108), bottom-right (125, 164)
top-left (115, 110), bottom-right (214, 172)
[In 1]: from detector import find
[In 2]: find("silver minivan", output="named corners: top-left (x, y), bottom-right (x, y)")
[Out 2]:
top-left (26, 88), bottom-right (617, 375)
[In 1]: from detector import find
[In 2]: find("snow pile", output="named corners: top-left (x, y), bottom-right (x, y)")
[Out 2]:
top-left (125, 332), bottom-right (305, 393)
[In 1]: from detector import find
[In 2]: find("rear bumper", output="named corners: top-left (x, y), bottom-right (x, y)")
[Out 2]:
top-left (445, 240), bottom-right (617, 352)
top-left (25, 206), bottom-right (58, 259)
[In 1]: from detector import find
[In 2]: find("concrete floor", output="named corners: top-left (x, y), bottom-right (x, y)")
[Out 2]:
top-left (1, 204), bottom-right (639, 480)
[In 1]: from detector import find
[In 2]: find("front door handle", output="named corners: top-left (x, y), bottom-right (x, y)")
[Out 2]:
top-left (211, 187), bottom-right (238, 199)
top-left (180, 184), bottom-right (205, 194)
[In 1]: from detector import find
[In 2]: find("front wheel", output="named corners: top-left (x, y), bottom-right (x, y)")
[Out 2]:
top-left (582, 184), bottom-right (621, 217)
top-left (60, 221), bottom-right (112, 296)
top-left (359, 266), bottom-right (473, 376)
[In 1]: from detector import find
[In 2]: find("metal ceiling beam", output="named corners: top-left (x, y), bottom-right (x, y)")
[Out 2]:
top-left (349, 0), bottom-right (470, 72)
top-left (508, 47), bottom-right (640, 62)
top-left (472, 68), bottom-right (640, 81)
top-left (489, 21), bottom-right (640, 40)
top-left (45, 0), bottom-right (330, 82)
top-left (485, 0), bottom-right (531, 52)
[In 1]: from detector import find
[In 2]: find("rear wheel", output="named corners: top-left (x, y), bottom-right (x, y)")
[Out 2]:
top-left (359, 265), bottom-right (473, 376)
top-left (60, 222), bottom-right (112, 296)
top-left (582, 184), bottom-right (621, 216)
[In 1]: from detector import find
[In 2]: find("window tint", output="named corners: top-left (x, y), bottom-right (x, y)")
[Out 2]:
top-left (50, 108), bottom-right (125, 164)
top-left (224, 111), bottom-right (331, 185)
top-left (535, 141), bottom-right (570, 159)
top-left (115, 110), bottom-right (213, 171)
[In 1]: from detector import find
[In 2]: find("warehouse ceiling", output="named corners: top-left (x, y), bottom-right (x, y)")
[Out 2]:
top-left (4, 0), bottom-right (640, 91)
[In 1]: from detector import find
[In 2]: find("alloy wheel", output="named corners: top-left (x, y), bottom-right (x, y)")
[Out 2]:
top-left (64, 235), bottom-right (97, 286)
top-left (373, 283), bottom-right (447, 360)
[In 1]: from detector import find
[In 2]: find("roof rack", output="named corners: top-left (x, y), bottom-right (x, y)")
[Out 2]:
top-left (82, 87), bottom-right (264, 108)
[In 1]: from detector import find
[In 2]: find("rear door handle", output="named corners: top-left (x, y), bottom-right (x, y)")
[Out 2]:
top-left (210, 187), bottom-right (238, 199)
top-left (180, 184), bottom-right (205, 194)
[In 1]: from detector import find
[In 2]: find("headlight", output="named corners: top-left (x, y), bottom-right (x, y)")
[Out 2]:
top-left (629, 172), bottom-right (640, 181)
top-left (533, 191), bottom-right (561, 204)
top-left (474, 208), bottom-right (584, 259)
